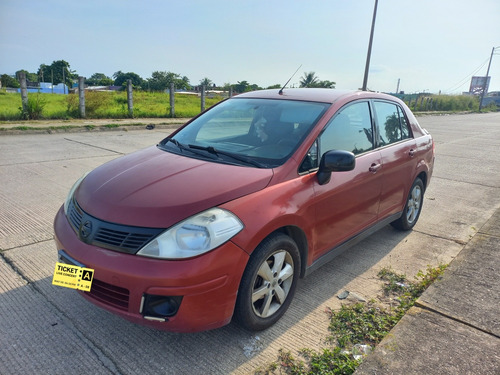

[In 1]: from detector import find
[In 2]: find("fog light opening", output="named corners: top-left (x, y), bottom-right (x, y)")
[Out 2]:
top-left (142, 294), bottom-right (182, 320)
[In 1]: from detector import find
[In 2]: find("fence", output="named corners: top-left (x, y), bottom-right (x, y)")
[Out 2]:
top-left (17, 74), bottom-right (233, 119)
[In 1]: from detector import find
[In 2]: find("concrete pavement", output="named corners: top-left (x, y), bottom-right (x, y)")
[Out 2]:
top-left (0, 112), bottom-right (499, 374)
top-left (355, 207), bottom-right (500, 374)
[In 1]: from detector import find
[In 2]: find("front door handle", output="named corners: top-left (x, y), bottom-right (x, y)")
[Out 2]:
top-left (369, 163), bottom-right (381, 173)
top-left (409, 149), bottom-right (415, 157)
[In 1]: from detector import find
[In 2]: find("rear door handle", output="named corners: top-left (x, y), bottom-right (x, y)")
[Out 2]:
top-left (369, 163), bottom-right (381, 173)
top-left (409, 149), bottom-right (415, 157)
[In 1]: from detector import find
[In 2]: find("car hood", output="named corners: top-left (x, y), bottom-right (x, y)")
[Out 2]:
top-left (75, 146), bottom-right (273, 228)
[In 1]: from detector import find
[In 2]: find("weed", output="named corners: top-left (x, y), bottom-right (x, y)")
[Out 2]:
top-left (19, 94), bottom-right (46, 120)
top-left (277, 349), bottom-right (306, 374)
top-left (302, 347), bottom-right (359, 375)
top-left (259, 265), bottom-right (447, 375)
top-left (378, 268), bottom-right (408, 295)
top-left (328, 302), bottom-right (398, 348)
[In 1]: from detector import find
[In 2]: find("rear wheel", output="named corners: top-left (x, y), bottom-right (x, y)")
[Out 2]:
top-left (391, 177), bottom-right (424, 231)
top-left (234, 233), bottom-right (300, 331)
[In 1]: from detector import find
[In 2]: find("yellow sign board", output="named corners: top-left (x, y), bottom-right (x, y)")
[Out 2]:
top-left (52, 262), bottom-right (94, 292)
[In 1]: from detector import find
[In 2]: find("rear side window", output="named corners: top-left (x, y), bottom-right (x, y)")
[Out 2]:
top-left (319, 101), bottom-right (373, 155)
top-left (398, 106), bottom-right (411, 139)
top-left (373, 101), bottom-right (411, 146)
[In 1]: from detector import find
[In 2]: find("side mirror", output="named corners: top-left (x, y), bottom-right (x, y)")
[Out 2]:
top-left (317, 150), bottom-right (355, 185)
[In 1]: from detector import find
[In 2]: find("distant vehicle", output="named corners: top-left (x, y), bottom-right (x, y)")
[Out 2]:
top-left (54, 88), bottom-right (435, 332)
top-left (482, 91), bottom-right (500, 108)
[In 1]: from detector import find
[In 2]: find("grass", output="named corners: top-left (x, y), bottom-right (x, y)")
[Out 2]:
top-left (256, 264), bottom-right (447, 375)
top-left (2, 89), bottom-right (497, 121)
top-left (0, 90), bottom-right (224, 121)
top-left (401, 93), bottom-right (498, 113)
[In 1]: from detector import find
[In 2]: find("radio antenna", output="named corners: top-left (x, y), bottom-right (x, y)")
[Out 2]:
top-left (279, 64), bottom-right (302, 95)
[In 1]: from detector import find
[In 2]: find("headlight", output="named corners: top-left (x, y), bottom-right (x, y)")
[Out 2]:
top-left (137, 208), bottom-right (244, 259)
top-left (64, 172), bottom-right (89, 215)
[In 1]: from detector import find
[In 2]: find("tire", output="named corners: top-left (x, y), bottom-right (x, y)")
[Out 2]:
top-left (234, 233), bottom-right (300, 331)
top-left (391, 177), bottom-right (424, 231)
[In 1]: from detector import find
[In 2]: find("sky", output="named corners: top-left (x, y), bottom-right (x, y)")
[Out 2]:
top-left (1, 0), bottom-right (499, 94)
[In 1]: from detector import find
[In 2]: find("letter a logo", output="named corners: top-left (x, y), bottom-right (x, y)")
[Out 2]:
top-left (82, 270), bottom-right (94, 282)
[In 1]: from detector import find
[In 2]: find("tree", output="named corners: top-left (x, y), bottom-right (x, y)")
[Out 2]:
top-left (86, 73), bottom-right (113, 86)
top-left (199, 77), bottom-right (213, 88)
top-left (300, 72), bottom-right (319, 88)
top-left (299, 72), bottom-right (335, 88)
top-left (146, 71), bottom-right (190, 91)
top-left (233, 80), bottom-right (250, 93)
top-left (37, 60), bottom-right (76, 87)
top-left (178, 76), bottom-right (190, 90)
top-left (113, 71), bottom-right (144, 88)
top-left (315, 80), bottom-right (336, 89)
top-left (248, 83), bottom-right (261, 91)
top-left (1, 74), bottom-right (20, 88)
top-left (15, 70), bottom-right (38, 84)
top-left (147, 71), bottom-right (169, 91)
top-left (232, 81), bottom-right (262, 93)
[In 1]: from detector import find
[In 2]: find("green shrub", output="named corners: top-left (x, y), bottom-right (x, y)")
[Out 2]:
top-left (404, 94), bottom-right (480, 112)
top-left (19, 94), bottom-right (46, 120)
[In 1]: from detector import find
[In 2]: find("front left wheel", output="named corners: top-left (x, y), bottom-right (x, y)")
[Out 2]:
top-left (234, 233), bottom-right (300, 331)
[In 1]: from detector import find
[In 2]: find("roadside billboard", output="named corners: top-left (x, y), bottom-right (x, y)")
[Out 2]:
top-left (469, 76), bottom-right (490, 95)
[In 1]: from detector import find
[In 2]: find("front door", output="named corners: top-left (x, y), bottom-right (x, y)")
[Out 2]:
top-left (310, 101), bottom-right (383, 260)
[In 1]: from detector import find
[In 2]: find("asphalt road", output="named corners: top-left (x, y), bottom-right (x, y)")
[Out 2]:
top-left (1, 112), bottom-right (499, 374)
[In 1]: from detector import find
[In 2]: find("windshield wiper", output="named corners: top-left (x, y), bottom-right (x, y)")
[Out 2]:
top-left (164, 138), bottom-right (188, 152)
top-left (188, 144), bottom-right (218, 155)
top-left (188, 144), bottom-right (266, 168)
top-left (162, 138), bottom-right (215, 159)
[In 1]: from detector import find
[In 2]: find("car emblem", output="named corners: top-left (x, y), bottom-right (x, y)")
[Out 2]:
top-left (80, 220), bottom-right (93, 239)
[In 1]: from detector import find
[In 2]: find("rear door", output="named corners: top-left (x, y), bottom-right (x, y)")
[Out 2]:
top-left (372, 100), bottom-right (417, 219)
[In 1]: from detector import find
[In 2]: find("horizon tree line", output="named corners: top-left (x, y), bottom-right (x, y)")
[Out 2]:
top-left (1, 60), bottom-right (336, 93)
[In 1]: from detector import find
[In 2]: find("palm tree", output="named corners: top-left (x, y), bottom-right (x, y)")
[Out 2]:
top-left (199, 77), bottom-right (213, 88)
top-left (300, 72), bottom-right (319, 87)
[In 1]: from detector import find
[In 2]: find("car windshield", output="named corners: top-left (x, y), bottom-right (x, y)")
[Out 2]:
top-left (159, 98), bottom-right (329, 168)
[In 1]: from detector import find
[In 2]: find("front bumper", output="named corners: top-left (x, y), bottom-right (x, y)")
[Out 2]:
top-left (54, 206), bottom-right (249, 332)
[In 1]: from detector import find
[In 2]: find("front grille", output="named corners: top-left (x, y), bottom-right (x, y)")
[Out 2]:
top-left (68, 201), bottom-right (83, 229)
top-left (94, 228), bottom-right (156, 250)
top-left (87, 279), bottom-right (129, 311)
top-left (66, 198), bottom-right (164, 254)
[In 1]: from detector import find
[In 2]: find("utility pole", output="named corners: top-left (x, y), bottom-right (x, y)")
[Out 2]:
top-left (479, 47), bottom-right (496, 111)
top-left (362, 0), bottom-right (378, 91)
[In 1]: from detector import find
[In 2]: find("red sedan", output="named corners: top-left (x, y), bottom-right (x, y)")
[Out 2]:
top-left (54, 89), bottom-right (434, 332)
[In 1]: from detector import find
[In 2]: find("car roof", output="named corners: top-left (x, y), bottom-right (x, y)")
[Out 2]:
top-left (235, 88), bottom-right (399, 104)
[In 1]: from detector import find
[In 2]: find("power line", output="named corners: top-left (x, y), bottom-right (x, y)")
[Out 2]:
top-left (444, 57), bottom-right (490, 94)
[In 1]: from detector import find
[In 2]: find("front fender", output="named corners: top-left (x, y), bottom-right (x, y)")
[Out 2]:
top-left (221, 173), bottom-right (316, 263)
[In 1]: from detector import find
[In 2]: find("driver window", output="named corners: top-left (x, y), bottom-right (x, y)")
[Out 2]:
top-left (319, 102), bottom-right (373, 155)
